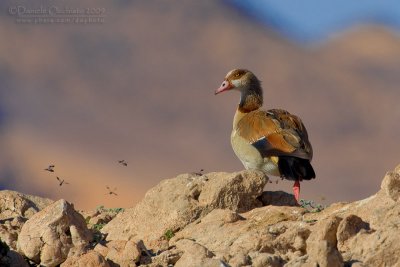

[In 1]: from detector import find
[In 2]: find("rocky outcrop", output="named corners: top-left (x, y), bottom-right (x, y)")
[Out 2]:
top-left (0, 190), bottom-right (53, 266)
top-left (0, 190), bottom-right (53, 221)
top-left (17, 199), bottom-right (92, 267)
top-left (101, 171), bottom-right (268, 244)
top-left (0, 190), bottom-right (54, 250)
top-left (1, 165), bottom-right (400, 266)
top-left (105, 166), bottom-right (400, 267)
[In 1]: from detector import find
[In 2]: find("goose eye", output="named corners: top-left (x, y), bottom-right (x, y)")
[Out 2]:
top-left (235, 73), bottom-right (240, 77)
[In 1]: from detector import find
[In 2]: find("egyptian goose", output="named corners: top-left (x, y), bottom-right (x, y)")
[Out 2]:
top-left (215, 69), bottom-right (315, 202)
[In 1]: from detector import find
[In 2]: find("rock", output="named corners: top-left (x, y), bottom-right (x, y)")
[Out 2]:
top-left (82, 207), bottom-right (124, 230)
top-left (284, 255), bottom-right (308, 267)
top-left (89, 213), bottom-right (113, 226)
top-left (250, 252), bottom-right (284, 267)
top-left (223, 210), bottom-right (244, 223)
top-left (0, 191), bottom-right (53, 250)
top-left (307, 240), bottom-right (343, 267)
top-left (174, 239), bottom-right (226, 267)
top-left (336, 214), bottom-right (369, 252)
top-left (17, 199), bottom-right (92, 267)
top-left (258, 191), bottom-right (298, 207)
top-left (102, 171), bottom-right (268, 245)
top-left (307, 216), bottom-right (342, 248)
top-left (395, 163), bottom-right (400, 174)
top-left (197, 170), bottom-right (267, 212)
top-left (0, 218), bottom-right (24, 251)
top-left (305, 216), bottom-right (343, 267)
top-left (93, 243), bottom-right (108, 258)
top-left (99, 240), bottom-right (141, 267)
top-left (2, 164), bottom-right (400, 266)
top-left (61, 251), bottom-right (110, 267)
top-left (341, 221), bottom-right (400, 266)
top-left (0, 190), bottom-right (53, 220)
top-left (171, 206), bottom-right (304, 264)
top-left (228, 251), bottom-right (251, 267)
top-left (381, 171), bottom-right (400, 202)
top-left (143, 248), bottom-right (182, 267)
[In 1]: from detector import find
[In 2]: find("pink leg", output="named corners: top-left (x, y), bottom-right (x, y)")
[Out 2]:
top-left (293, 180), bottom-right (300, 203)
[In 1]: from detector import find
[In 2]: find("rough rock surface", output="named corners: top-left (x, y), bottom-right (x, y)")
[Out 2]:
top-left (174, 239), bottom-right (226, 267)
top-left (0, 190), bottom-right (54, 250)
top-left (0, 190), bottom-right (54, 266)
top-left (94, 240), bottom-right (141, 267)
top-left (102, 170), bottom-right (268, 244)
top-left (0, 190), bottom-right (53, 221)
top-left (60, 251), bottom-right (110, 267)
top-left (17, 199), bottom-right (92, 267)
top-left (1, 165), bottom-right (400, 266)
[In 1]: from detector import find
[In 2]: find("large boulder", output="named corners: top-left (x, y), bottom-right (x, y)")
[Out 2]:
top-left (17, 199), bottom-right (92, 267)
top-left (102, 171), bottom-right (268, 245)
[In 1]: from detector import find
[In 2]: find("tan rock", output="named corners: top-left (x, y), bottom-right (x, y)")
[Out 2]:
top-left (83, 207), bottom-right (123, 231)
top-left (228, 251), bottom-right (250, 267)
top-left (17, 199), bottom-right (92, 267)
top-left (0, 216), bottom-right (28, 251)
top-left (250, 252), bottom-right (284, 267)
top-left (0, 224), bottom-right (19, 251)
top-left (138, 247), bottom-right (182, 267)
top-left (104, 240), bottom-right (141, 267)
top-left (174, 239), bottom-right (226, 267)
top-left (394, 163), bottom-right (400, 174)
top-left (197, 170), bottom-right (267, 212)
top-left (93, 243), bottom-right (109, 258)
top-left (305, 216), bottom-right (343, 267)
top-left (61, 251), bottom-right (110, 267)
top-left (307, 240), bottom-right (343, 267)
top-left (2, 165), bottom-right (400, 266)
top-left (284, 255), bottom-right (308, 267)
top-left (336, 214), bottom-right (369, 252)
top-left (0, 190), bottom-right (53, 220)
top-left (102, 171), bottom-right (268, 245)
top-left (270, 222), bottom-right (310, 255)
top-left (381, 171), bottom-right (400, 202)
top-left (0, 191), bottom-right (53, 250)
top-left (342, 222), bottom-right (400, 266)
top-left (172, 206), bottom-right (304, 264)
top-left (308, 216), bottom-right (342, 247)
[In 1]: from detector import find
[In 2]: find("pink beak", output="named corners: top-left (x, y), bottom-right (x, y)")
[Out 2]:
top-left (215, 80), bottom-right (233, 95)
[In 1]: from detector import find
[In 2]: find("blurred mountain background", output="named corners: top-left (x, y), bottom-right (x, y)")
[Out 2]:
top-left (1, 0), bottom-right (399, 209)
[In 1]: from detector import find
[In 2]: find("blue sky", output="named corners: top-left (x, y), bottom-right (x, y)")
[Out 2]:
top-left (228, 0), bottom-right (400, 42)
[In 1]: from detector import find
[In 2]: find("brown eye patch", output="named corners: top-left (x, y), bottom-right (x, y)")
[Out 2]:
top-left (230, 69), bottom-right (246, 79)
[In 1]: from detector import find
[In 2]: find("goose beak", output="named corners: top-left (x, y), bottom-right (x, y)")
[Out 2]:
top-left (215, 80), bottom-right (233, 95)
